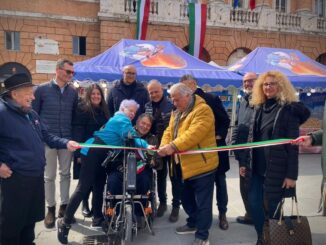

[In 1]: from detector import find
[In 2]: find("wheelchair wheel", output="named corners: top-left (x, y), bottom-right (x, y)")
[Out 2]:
top-left (124, 204), bottom-right (133, 242)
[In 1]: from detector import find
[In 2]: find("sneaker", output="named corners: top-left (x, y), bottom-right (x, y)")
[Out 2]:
top-left (175, 224), bottom-right (197, 235)
top-left (44, 206), bottom-right (56, 229)
top-left (169, 207), bottom-right (179, 223)
top-left (56, 218), bottom-right (71, 244)
top-left (82, 200), bottom-right (92, 218)
top-left (218, 213), bottom-right (229, 230)
top-left (156, 203), bottom-right (167, 217)
top-left (193, 238), bottom-right (210, 245)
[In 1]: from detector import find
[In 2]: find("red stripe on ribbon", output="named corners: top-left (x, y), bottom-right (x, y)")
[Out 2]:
top-left (140, 0), bottom-right (150, 40)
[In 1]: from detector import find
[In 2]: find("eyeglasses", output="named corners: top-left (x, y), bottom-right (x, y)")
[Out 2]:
top-left (244, 79), bottom-right (255, 83)
top-left (124, 72), bottom-right (136, 76)
top-left (263, 82), bottom-right (277, 87)
top-left (60, 68), bottom-right (75, 76)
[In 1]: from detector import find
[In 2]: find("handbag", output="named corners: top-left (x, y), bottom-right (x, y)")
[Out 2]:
top-left (267, 196), bottom-right (312, 245)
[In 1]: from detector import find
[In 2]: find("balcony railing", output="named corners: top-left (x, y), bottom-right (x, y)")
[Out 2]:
top-left (99, 0), bottom-right (325, 34)
top-left (179, 3), bottom-right (211, 20)
top-left (276, 12), bottom-right (301, 28)
top-left (317, 17), bottom-right (326, 31)
top-left (124, 0), bottom-right (158, 15)
top-left (230, 9), bottom-right (259, 24)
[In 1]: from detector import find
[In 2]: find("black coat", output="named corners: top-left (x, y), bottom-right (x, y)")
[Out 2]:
top-left (72, 102), bottom-right (108, 178)
top-left (247, 102), bottom-right (310, 200)
top-left (107, 79), bottom-right (149, 124)
top-left (194, 88), bottom-right (230, 173)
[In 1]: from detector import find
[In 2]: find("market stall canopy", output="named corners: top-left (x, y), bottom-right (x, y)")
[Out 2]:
top-left (74, 39), bottom-right (242, 88)
top-left (228, 47), bottom-right (326, 88)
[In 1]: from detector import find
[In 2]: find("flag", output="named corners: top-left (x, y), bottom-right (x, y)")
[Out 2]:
top-left (188, 3), bottom-right (207, 58)
top-left (249, 0), bottom-right (256, 10)
top-left (136, 0), bottom-right (150, 40)
top-left (233, 0), bottom-right (239, 8)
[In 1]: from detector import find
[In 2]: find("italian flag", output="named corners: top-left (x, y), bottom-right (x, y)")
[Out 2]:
top-left (250, 0), bottom-right (256, 10)
top-left (136, 0), bottom-right (150, 40)
top-left (188, 3), bottom-right (207, 58)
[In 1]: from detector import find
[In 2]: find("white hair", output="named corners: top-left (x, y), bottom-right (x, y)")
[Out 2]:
top-left (119, 99), bottom-right (139, 111)
top-left (169, 83), bottom-right (193, 97)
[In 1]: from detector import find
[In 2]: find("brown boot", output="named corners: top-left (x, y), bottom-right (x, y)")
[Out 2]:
top-left (219, 213), bottom-right (229, 230)
top-left (44, 206), bottom-right (56, 229)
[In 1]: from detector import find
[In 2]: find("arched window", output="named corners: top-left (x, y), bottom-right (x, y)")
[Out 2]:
top-left (316, 53), bottom-right (326, 65)
top-left (227, 48), bottom-right (251, 66)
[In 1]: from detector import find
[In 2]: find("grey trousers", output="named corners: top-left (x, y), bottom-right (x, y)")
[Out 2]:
top-left (44, 145), bottom-right (73, 207)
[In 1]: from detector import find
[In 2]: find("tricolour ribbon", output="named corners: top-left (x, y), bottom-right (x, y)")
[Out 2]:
top-left (79, 138), bottom-right (300, 155)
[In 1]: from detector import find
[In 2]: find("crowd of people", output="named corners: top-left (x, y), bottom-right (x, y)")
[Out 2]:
top-left (0, 58), bottom-right (322, 245)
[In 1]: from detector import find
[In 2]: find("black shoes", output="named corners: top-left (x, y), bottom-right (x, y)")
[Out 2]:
top-left (44, 206), bottom-right (56, 229)
top-left (156, 203), bottom-right (167, 217)
top-left (169, 207), bottom-right (179, 223)
top-left (57, 218), bottom-right (71, 244)
top-left (236, 214), bottom-right (253, 225)
top-left (218, 213), bottom-right (229, 230)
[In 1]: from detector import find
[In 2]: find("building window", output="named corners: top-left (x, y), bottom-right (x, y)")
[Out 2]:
top-left (276, 0), bottom-right (287, 12)
top-left (5, 31), bottom-right (20, 51)
top-left (72, 36), bottom-right (86, 55)
top-left (315, 0), bottom-right (325, 17)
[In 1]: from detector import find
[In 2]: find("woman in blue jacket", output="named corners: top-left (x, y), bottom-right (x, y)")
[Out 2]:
top-left (57, 99), bottom-right (150, 245)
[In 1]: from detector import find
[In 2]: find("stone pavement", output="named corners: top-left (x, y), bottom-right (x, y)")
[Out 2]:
top-left (35, 154), bottom-right (326, 245)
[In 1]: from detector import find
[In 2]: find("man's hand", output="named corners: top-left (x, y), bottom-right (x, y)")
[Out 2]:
top-left (282, 178), bottom-right (296, 189)
top-left (158, 144), bottom-right (175, 157)
top-left (292, 136), bottom-right (312, 147)
top-left (0, 163), bottom-right (13, 179)
top-left (239, 167), bottom-right (246, 177)
top-left (67, 141), bottom-right (80, 152)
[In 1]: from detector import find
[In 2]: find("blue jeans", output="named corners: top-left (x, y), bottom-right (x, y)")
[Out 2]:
top-left (182, 173), bottom-right (215, 240)
top-left (215, 172), bottom-right (228, 214)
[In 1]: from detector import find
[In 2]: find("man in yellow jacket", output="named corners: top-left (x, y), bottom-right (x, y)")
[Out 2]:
top-left (158, 83), bottom-right (218, 245)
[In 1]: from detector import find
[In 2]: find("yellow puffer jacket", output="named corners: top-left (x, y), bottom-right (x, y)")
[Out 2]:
top-left (161, 95), bottom-right (219, 180)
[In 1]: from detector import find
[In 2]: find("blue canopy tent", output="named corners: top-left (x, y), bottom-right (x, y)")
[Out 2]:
top-left (228, 47), bottom-right (326, 88)
top-left (74, 39), bottom-right (242, 88)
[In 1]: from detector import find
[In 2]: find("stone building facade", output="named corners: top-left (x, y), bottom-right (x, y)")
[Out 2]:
top-left (0, 0), bottom-right (326, 84)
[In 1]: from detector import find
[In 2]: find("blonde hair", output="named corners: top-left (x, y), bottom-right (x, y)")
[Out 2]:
top-left (250, 71), bottom-right (298, 106)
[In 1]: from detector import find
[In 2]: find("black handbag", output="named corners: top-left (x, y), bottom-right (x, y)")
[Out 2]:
top-left (266, 196), bottom-right (312, 245)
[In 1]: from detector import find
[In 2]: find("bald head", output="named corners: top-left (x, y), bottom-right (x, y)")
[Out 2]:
top-left (147, 79), bottom-right (164, 102)
top-left (243, 72), bottom-right (257, 93)
top-left (122, 65), bottom-right (137, 85)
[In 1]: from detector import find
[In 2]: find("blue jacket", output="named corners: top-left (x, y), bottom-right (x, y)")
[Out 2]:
top-left (0, 98), bottom-right (68, 177)
top-left (32, 80), bottom-right (78, 139)
top-left (81, 112), bottom-right (148, 156)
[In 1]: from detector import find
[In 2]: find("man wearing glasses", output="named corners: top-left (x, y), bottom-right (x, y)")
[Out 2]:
top-left (107, 65), bottom-right (149, 124)
top-left (231, 72), bottom-right (257, 226)
top-left (33, 59), bottom-right (78, 229)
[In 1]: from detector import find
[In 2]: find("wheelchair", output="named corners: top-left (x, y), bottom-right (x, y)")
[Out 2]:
top-left (102, 148), bottom-right (157, 244)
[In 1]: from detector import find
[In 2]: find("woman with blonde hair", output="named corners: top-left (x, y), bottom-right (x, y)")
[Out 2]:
top-left (242, 71), bottom-right (310, 245)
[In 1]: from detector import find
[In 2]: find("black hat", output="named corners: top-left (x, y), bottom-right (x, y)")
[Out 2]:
top-left (2, 73), bottom-right (35, 94)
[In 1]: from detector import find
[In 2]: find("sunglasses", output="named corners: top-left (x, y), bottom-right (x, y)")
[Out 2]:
top-left (60, 68), bottom-right (75, 75)
top-left (124, 72), bottom-right (136, 76)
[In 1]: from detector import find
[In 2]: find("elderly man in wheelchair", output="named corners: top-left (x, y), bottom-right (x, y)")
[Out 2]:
top-left (102, 113), bottom-right (161, 242)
